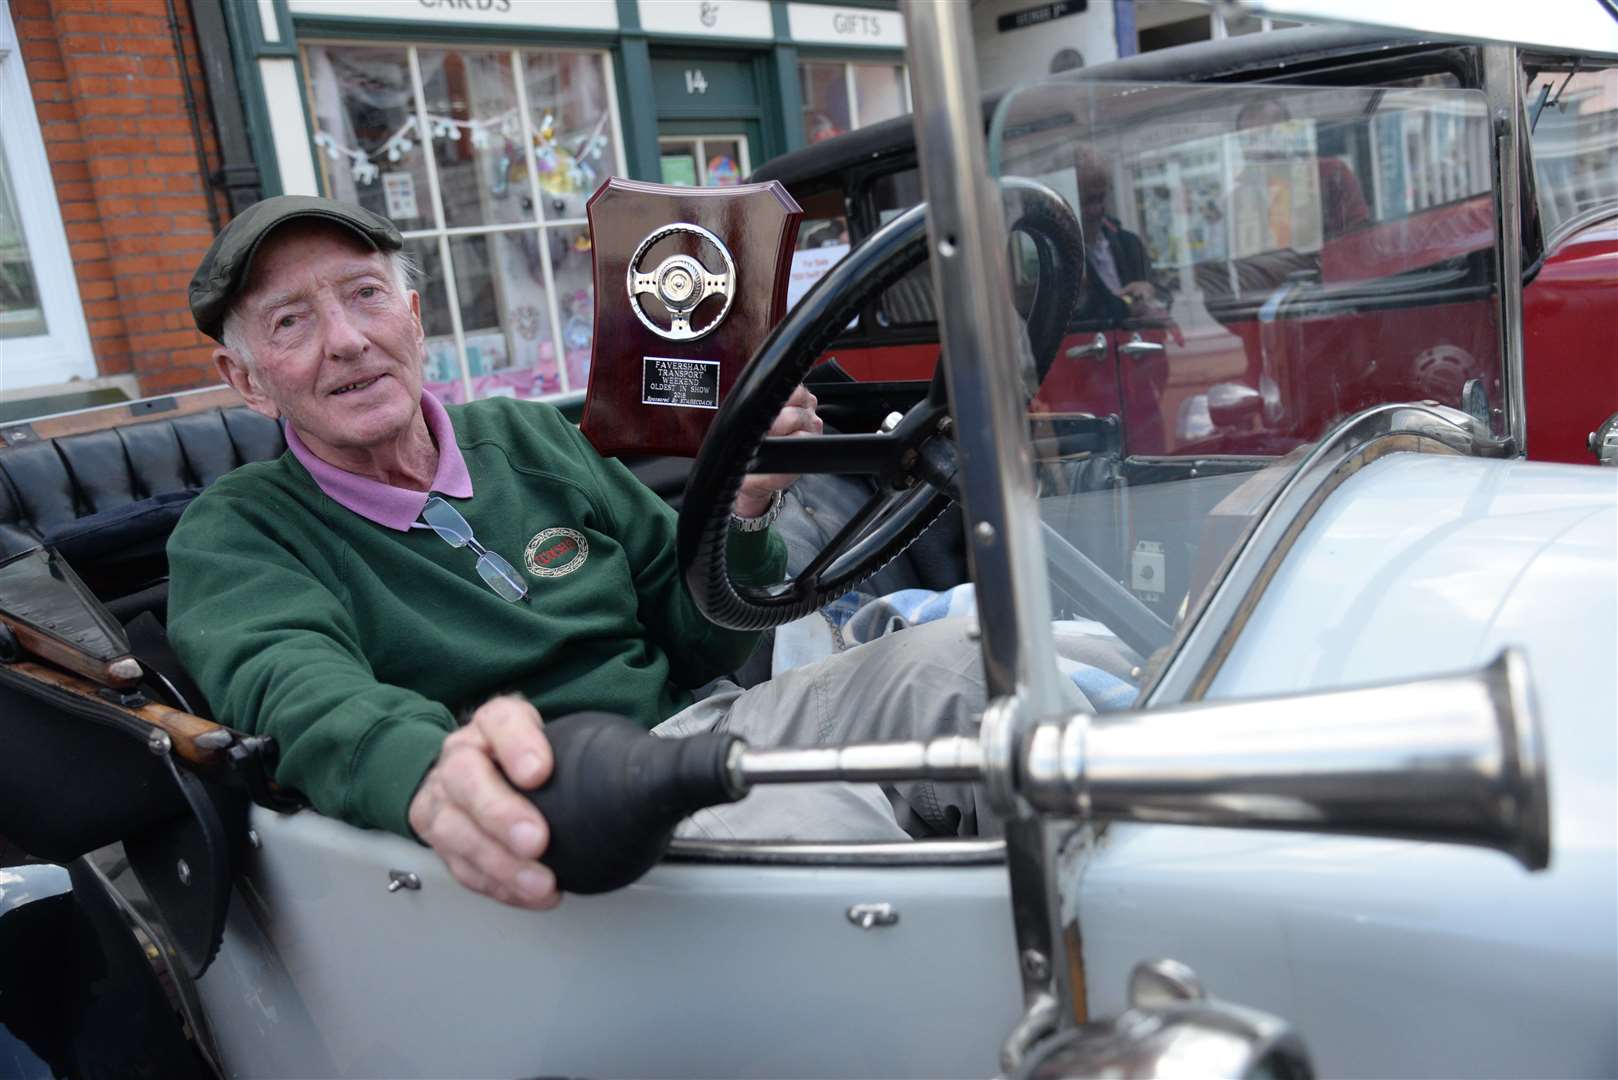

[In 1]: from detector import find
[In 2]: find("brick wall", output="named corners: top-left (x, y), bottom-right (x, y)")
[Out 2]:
top-left (13, 0), bottom-right (228, 396)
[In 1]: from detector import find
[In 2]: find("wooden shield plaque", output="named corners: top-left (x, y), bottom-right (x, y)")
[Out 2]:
top-left (579, 177), bottom-right (802, 458)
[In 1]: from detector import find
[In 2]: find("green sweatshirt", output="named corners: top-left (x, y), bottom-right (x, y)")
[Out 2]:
top-left (166, 398), bottom-right (784, 838)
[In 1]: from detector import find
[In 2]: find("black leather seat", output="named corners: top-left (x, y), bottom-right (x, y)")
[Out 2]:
top-left (0, 413), bottom-right (284, 908)
top-left (0, 408), bottom-right (285, 618)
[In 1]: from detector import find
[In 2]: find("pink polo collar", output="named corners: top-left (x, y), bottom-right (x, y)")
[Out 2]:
top-left (284, 390), bottom-right (473, 532)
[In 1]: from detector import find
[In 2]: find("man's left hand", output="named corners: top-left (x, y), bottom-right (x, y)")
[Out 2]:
top-left (733, 384), bottom-right (822, 519)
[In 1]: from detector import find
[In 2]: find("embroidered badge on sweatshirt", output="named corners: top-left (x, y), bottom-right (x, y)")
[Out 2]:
top-left (524, 527), bottom-right (589, 578)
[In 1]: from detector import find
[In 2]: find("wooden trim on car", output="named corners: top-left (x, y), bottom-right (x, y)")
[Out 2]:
top-left (0, 386), bottom-right (243, 447)
top-left (0, 611), bottom-right (140, 689)
top-left (10, 658), bottom-right (233, 769)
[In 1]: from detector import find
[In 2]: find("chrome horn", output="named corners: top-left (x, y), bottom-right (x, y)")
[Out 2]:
top-left (1019, 648), bottom-right (1548, 869)
top-left (730, 649), bottom-right (1550, 871)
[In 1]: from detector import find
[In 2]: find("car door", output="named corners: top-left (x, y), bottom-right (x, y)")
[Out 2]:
top-left (1094, 81), bottom-right (1506, 460)
top-left (198, 810), bottom-right (1020, 1080)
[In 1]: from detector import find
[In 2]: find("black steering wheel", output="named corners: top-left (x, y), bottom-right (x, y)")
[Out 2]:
top-left (677, 179), bottom-right (1086, 631)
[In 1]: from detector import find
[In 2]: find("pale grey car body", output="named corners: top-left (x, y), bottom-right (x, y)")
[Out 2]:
top-left (182, 443), bottom-right (1616, 1079)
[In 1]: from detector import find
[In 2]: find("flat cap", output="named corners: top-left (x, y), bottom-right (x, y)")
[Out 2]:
top-left (189, 195), bottom-right (403, 341)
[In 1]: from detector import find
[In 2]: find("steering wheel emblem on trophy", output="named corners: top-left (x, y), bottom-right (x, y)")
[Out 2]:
top-left (627, 223), bottom-right (737, 342)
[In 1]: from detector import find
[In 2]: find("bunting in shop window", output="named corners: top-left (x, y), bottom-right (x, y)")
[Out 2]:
top-left (312, 109), bottom-right (612, 194)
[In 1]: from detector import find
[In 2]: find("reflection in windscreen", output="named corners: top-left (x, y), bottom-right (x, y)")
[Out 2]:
top-left (984, 81), bottom-right (1501, 668)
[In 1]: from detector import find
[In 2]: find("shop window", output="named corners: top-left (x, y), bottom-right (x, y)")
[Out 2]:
top-left (302, 42), bottom-right (623, 403)
top-left (1134, 4), bottom-right (1295, 54)
top-left (800, 60), bottom-right (909, 144)
top-left (785, 187), bottom-right (851, 313)
top-left (657, 137), bottom-right (750, 187)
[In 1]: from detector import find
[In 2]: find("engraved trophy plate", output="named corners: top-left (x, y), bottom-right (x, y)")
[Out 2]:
top-left (580, 177), bottom-right (802, 458)
top-left (642, 357), bottom-right (721, 409)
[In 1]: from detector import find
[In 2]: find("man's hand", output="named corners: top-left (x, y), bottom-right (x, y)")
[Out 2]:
top-left (733, 383), bottom-right (822, 519)
top-left (1119, 280), bottom-right (1165, 317)
top-left (407, 695), bottom-right (559, 910)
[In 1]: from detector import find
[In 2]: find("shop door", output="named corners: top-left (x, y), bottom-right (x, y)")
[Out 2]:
top-left (650, 54), bottom-right (773, 185)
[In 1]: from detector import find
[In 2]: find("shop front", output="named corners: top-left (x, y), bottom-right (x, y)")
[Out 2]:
top-left (225, 0), bottom-right (908, 408)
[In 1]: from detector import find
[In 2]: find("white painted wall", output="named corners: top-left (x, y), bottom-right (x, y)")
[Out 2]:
top-left (972, 0), bottom-right (1120, 95)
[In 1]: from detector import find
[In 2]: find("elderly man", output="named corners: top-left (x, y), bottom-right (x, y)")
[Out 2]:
top-left (168, 196), bottom-right (993, 911)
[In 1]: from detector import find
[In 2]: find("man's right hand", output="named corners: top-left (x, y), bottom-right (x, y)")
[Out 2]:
top-left (407, 695), bottom-right (560, 910)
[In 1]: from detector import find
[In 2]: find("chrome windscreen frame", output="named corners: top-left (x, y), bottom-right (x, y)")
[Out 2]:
top-left (899, 0), bottom-right (1086, 1068)
top-left (1484, 44), bottom-right (1529, 454)
top-left (662, 14), bottom-right (1546, 1065)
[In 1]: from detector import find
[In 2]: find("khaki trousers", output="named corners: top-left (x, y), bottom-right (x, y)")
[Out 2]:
top-left (655, 617), bottom-right (1126, 842)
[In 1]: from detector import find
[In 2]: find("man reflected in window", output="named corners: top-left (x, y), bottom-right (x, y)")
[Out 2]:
top-left (1075, 148), bottom-right (1169, 325)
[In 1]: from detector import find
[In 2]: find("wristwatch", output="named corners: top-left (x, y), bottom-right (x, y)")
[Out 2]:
top-left (730, 489), bottom-right (784, 533)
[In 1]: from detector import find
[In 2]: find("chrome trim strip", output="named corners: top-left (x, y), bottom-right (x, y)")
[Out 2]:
top-left (1141, 402), bottom-right (1507, 708)
top-left (1484, 44), bottom-right (1528, 452)
top-left (901, 3), bottom-right (1066, 716)
top-left (1122, 454), bottom-right (1278, 468)
top-left (1540, 202), bottom-right (1618, 259)
top-left (666, 837), bottom-right (1005, 866)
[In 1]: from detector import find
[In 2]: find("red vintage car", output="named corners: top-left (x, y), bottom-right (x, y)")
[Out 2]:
top-left (755, 27), bottom-right (1617, 469)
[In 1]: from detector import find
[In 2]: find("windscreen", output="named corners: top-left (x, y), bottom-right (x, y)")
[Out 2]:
top-left (983, 80), bottom-right (1501, 692)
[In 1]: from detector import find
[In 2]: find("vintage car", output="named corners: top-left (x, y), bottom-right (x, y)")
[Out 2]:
top-left (766, 23), bottom-right (1618, 471)
top-left (1, 4), bottom-right (1615, 1080)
